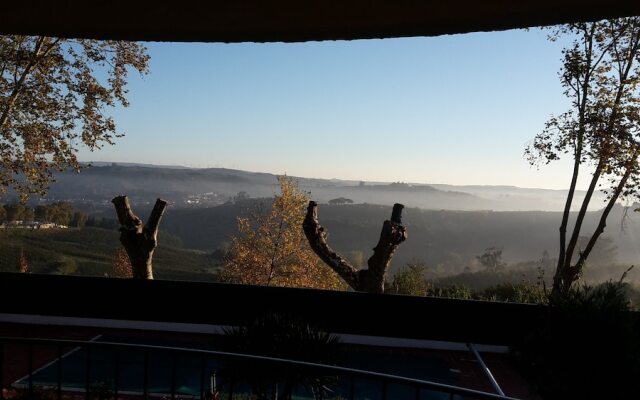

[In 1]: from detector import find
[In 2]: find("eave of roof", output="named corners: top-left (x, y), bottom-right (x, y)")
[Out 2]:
top-left (2, 1), bottom-right (640, 43)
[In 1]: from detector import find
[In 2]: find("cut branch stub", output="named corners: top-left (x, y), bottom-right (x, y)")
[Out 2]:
top-left (364, 203), bottom-right (407, 292)
top-left (111, 195), bottom-right (168, 279)
top-left (303, 201), bottom-right (407, 293)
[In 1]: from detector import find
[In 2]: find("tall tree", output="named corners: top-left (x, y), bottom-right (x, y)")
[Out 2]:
top-left (0, 36), bottom-right (149, 201)
top-left (526, 18), bottom-right (640, 296)
top-left (222, 176), bottom-right (345, 290)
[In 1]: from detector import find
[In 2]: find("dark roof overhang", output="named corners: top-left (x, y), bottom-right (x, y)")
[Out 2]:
top-left (2, 1), bottom-right (640, 43)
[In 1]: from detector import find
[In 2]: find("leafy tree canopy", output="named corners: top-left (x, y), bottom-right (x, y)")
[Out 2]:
top-left (525, 18), bottom-right (640, 295)
top-left (0, 36), bottom-right (149, 201)
top-left (222, 176), bottom-right (346, 290)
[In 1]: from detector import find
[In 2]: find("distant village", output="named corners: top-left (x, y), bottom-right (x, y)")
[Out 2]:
top-left (0, 220), bottom-right (67, 230)
top-left (0, 202), bottom-right (84, 230)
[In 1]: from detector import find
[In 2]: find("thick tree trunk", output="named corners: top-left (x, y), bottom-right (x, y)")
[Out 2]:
top-left (303, 201), bottom-right (407, 293)
top-left (552, 160), bottom-right (604, 296)
top-left (556, 25), bottom-right (594, 279)
top-left (112, 195), bottom-right (168, 279)
top-left (573, 153), bottom-right (638, 277)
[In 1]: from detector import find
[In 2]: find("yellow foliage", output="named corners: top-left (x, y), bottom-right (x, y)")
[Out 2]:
top-left (222, 176), bottom-right (345, 290)
top-left (18, 248), bottom-right (29, 273)
top-left (112, 247), bottom-right (133, 278)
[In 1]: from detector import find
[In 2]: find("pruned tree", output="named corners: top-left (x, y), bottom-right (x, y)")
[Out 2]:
top-left (221, 176), bottom-right (345, 290)
top-left (526, 18), bottom-right (640, 296)
top-left (0, 36), bottom-right (149, 201)
top-left (111, 195), bottom-right (167, 279)
top-left (303, 201), bottom-right (407, 293)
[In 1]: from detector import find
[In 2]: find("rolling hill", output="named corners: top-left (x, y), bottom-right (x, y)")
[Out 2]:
top-left (14, 163), bottom-right (607, 212)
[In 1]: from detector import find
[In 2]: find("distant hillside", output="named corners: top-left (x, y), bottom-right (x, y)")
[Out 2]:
top-left (3, 203), bottom-right (638, 286)
top-left (13, 163), bottom-right (607, 212)
top-left (160, 201), bottom-right (640, 281)
top-left (0, 227), bottom-right (217, 281)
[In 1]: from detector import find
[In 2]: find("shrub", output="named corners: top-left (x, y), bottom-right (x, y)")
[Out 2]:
top-left (428, 284), bottom-right (473, 300)
top-left (482, 282), bottom-right (548, 304)
top-left (513, 282), bottom-right (640, 399)
top-left (223, 313), bottom-right (340, 400)
top-left (389, 263), bottom-right (429, 296)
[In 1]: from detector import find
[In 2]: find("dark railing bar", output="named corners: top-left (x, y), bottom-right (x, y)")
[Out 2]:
top-left (57, 345), bottom-right (62, 400)
top-left (349, 376), bottom-right (354, 400)
top-left (114, 349), bottom-right (120, 399)
top-left (143, 350), bottom-right (149, 400)
top-left (0, 343), bottom-right (4, 400)
top-left (199, 356), bottom-right (205, 400)
top-left (28, 343), bottom-right (33, 397)
top-left (467, 343), bottom-right (506, 397)
top-left (171, 352), bottom-right (177, 400)
top-left (0, 337), bottom-right (520, 400)
top-left (415, 385), bottom-right (420, 400)
top-left (85, 345), bottom-right (91, 400)
top-left (382, 380), bottom-right (387, 400)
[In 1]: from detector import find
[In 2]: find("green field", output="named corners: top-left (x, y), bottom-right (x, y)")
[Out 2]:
top-left (0, 227), bottom-right (219, 281)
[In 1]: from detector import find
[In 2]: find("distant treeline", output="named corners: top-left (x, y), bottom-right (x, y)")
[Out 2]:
top-left (0, 202), bottom-right (87, 227)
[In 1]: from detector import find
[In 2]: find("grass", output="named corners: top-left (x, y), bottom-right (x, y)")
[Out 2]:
top-left (0, 227), bottom-right (218, 281)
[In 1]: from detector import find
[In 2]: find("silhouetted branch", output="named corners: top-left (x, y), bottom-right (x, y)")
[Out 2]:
top-left (303, 201), bottom-right (407, 293)
top-left (146, 198), bottom-right (169, 235)
top-left (111, 195), bottom-right (168, 279)
top-left (365, 203), bottom-right (407, 291)
top-left (303, 201), bottom-right (360, 289)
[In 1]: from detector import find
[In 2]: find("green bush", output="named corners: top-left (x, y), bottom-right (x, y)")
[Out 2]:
top-left (482, 282), bottom-right (548, 304)
top-left (389, 263), bottom-right (429, 296)
top-left (428, 284), bottom-right (474, 300)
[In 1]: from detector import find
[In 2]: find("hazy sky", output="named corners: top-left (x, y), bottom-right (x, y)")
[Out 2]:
top-left (78, 28), bottom-right (594, 190)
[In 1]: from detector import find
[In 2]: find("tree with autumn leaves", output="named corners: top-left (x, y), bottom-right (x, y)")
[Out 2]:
top-left (527, 18), bottom-right (640, 296)
top-left (0, 35), bottom-right (149, 201)
top-left (222, 176), bottom-right (345, 290)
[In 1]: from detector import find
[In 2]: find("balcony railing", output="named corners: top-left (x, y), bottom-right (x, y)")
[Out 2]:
top-left (0, 337), bottom-right (520, 400)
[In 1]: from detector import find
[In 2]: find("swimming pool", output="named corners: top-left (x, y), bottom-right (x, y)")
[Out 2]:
top-left (13, 335), bottom-right (462, 399)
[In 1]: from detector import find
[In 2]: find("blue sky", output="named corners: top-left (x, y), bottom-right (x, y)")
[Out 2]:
top-left (79, 28), bottom-right (591, 190)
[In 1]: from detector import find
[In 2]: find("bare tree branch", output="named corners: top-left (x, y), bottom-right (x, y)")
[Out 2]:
top-left (303, 201), bottom-right (360, 289)
top-left (112, 195), bottom-right (141, 229)
top-left (145, 198), bottom-right (168, 235)
top-left (303, 201), bottom-right (407, 293)
top-left (111, 195), bottom-right (167, 279)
